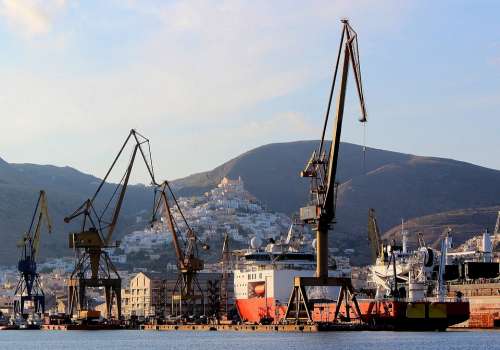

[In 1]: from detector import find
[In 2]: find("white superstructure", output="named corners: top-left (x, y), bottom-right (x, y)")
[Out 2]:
top-left (233, 226), bottom-right (351, 304)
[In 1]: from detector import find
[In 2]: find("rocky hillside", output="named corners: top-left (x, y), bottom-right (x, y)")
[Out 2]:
top-left (382, 206), bottom-right (500, 250)
top-left (172, 141), bottom-right (500, 264)
top-left (1, 140), bottom-right (500, 265)
top-left (0, 157), bottom-right (153, 265)
top-left (172, 141), bottom-right (412, 215)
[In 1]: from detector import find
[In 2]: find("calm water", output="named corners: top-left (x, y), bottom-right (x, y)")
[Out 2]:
top-left (0, 330), bottom-right (498, 350)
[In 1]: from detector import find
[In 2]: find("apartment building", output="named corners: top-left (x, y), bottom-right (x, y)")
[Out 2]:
top-left (122, 272), bottom-right (166, 317)
top-left (121, 271), bottom-right (233, 318)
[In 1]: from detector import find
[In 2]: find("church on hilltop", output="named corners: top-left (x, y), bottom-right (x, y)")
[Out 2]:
top-left (217, 176), bottom-right (244, 193)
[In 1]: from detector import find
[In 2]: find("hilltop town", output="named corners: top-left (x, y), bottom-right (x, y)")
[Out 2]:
top-left (112, 176), bottom-right (292, 265)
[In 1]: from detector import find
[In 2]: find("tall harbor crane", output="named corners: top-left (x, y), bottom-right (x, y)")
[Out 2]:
top-left (64, 129), bottom-right (156, 319)
top-left (367, 208), bottom-right (383, 264)
top-left (285, 19), bottom-right (367, 323)
top-left (14, 190), bottom-right (52, 317)
top-left (152, 180), bottom-right (209, 316)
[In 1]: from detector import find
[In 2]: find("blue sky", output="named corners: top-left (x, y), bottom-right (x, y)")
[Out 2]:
top-left (0, 0), bottom-right (498, 183)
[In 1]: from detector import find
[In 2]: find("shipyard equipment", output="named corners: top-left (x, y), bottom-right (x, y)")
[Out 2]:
top-left (219, 233), bottom-right (231, 318)
top-left (64, 129), bottom-right (156, 319)
top-left (367, 208), bottom-right (383, 265)
top-left (14, 190), bottom-right (52, 317)
top-left (152, 180), bottom-right (209, 316)
top-left (285, 19), bottom-right (367, 323)
top-left (207, 279), bottom-right (220, 318)
top-left (368, 210), bottom-right (407, 297)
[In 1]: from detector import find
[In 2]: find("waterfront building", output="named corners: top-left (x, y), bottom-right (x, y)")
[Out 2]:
top-left (122, 272), bottom-right (166, 318)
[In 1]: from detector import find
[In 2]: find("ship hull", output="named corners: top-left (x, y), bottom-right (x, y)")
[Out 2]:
top-left (236, 298), bottom-right (469, 330)
top-left (449, 282), bottom-right (500, 328)
top-left (450, 296), bottom-right (500, 328)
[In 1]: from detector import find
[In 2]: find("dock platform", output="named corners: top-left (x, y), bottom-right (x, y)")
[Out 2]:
top-left (141, 323), bottom-right (368, 332)
top-left (42, 324), bottom-right (123, 331)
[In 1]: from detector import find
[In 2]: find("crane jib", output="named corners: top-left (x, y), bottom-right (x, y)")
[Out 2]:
top-left (299, 19), bottom-right (368, 279)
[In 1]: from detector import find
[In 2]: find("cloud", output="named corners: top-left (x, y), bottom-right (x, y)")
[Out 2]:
top-left (0, 0), bottom-right (67, 36)
top-left (0, 0), bottom-right (415, 179)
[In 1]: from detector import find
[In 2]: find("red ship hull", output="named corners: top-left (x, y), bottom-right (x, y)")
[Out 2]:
top-left (236, 298), bottom-right (469, 330)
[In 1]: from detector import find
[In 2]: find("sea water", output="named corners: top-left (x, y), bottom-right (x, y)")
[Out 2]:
top-left (0, 329), bottom-right (497, 350)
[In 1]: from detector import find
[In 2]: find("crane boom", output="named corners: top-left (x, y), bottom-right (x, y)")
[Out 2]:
top-left (324, 24), bottom-right (366, 213)
top-left (285, 19), bottom-right (369, 324)
top-left (367, 208), bottom-right (382, 264)
top-left (153, 180), bottom-right (207, 273)
top-left (15, 190), bottom-right (52, 316)
top-left (156, 181), bottom-right (185, 267)
top-left (152, 180), bottom-right (208, 311)
top-left (300, 19), bottom-right (367, 279)
top-left (65, 129), bottom-right (156, 248)
top-left (64, 129), bottom-right (156, 319)
top-left (105, 144), bottom-right (138, 246)
top-left (32, 190), bottom-right (53, 258)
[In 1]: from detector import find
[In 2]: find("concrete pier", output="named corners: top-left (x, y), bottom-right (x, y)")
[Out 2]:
top-left (141, 323), bottom-right (369, 332)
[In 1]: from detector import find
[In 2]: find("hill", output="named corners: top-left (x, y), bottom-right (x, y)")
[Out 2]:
top-left (0, 157), bottom-right (153, 265)
top-left (1, 141), bottom-right (500, 265)
top-left (172, 141), bottom-right (412, 214)
top-left (172, 142), bottom-right (500, 264)
top-left (382, 206), bottom-right (500, 250)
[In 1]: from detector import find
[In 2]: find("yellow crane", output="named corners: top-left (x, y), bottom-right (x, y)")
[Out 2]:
top-left (64, 129), bottom-right (156, 320)
top-left (285, 19), bottom-right (367, 323)
top-left (152, 180), bottom-right (209, 316)
top-left (367, 208), bottom-right (383, 265)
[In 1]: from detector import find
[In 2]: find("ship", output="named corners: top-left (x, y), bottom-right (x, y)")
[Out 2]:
top-left (233, 19), bottom-right (469, 331)
top-left (233, 222), bottom-right (350, 324)
top-left (445, 211), bottom-right (500, 328)
top-left (363, 210), bottom-right (469, 330)
top-left (232, 219), bottom-right (470, 330)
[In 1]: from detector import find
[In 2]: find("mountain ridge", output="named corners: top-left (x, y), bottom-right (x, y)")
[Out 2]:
top-left (1, 140), bottom-right (499, 265)
top-left (382, 206), bottom-right (500, 250)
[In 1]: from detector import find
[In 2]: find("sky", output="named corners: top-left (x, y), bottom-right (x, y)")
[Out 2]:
top-left (0, 0), bottom-right (499, 184)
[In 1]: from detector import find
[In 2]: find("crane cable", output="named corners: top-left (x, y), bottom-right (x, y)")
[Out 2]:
top-left (98, 138), bottom-right (155, 236)
top-left (163, 181), bottom-right (209, 253)
top-left (362, 121), bottom-right (367, 173)
top-left (319, 25), bottom-right (346, 158)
